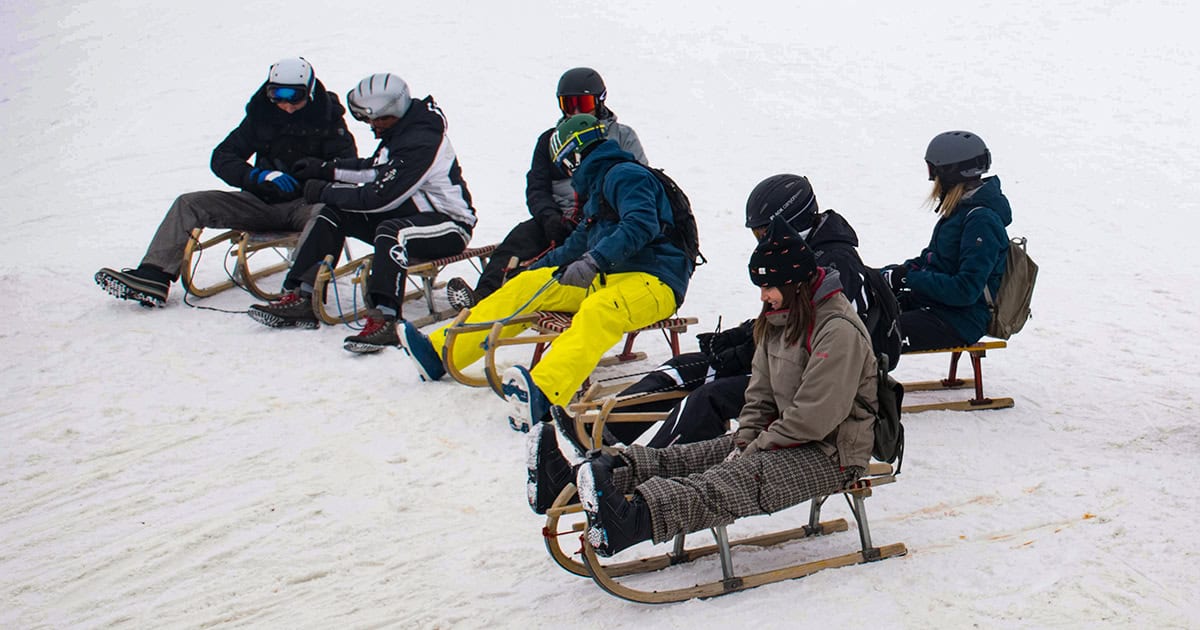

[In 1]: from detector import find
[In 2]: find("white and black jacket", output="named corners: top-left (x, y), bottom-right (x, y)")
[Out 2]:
top-left (317, 96), bottom-right (476, 229)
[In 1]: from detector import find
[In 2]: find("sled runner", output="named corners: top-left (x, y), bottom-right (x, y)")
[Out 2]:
top-left (901, 340), bottom-right (1013, 413)
top-left (541, 461), bottom-right (906, 603)
top-left (180, 228), bottom-right (299, 300)
top-left (439, 309), bottom-right (698, 395)
top-left (310, 244), bottom-right (498, 328)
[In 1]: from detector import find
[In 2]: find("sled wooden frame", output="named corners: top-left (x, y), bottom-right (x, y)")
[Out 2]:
top-left (180, 228), bottom-right (299, 300)
top-left (310, 244), bottom-right (498, 328)
top-left (901, 340), bottom-right (1014, 413)
top-left (439, 309), bottom-right (699, 395)
top-left (540, 461), bottom-right (906, 603)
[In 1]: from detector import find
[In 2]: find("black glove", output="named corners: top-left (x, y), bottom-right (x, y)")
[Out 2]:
top-left (292, 158), bottom-right (335, 181)
top-left (698, 319), bottom-right (756, 377)
top-left (541, 214), bottom-right (573, 246)
top-left (882, 266), bottom-right (908, 293)
top-left (303, 179), bottom-right (329, 204)
top-left (557, 253), bottom-right (600, 288)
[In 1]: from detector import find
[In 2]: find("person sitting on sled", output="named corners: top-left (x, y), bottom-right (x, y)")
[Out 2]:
top-left (527, 215), bottom-right (878, 557)
top-left (95, 57), bottom-right (357, 308)
top-left (443, 67), bottom-right (647, 311)
top-left (399, 113), bottom-right (694, 433)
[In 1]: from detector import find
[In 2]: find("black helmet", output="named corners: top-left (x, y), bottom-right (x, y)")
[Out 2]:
top-left (925, 131), bottom-right (990, 185)
top-left (556, 67), bottom-right (607, 117)
top-left (745, 174), bottom-right (819, 231)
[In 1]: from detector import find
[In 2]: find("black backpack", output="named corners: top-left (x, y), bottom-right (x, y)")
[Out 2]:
top-left (599, 159), bottom-right (706, 267)
top-left (831, 316), bottom-right (905, 473)
top-left (858, 259), bottom-right (903, 372)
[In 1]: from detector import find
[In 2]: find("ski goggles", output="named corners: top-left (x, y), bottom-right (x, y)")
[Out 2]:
top-left (266, 85), bottom-right (308, 104)
top-left (557, 94), bottom-right (600, 114)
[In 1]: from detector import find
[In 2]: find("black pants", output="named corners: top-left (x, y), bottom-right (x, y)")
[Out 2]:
top-left (473, 218), bottom-right (556, 300)
top-left (287, 203), bottom-right (469, 314)
top-left (899, 308), bottom-right (968, 352)
top-left (605, 352), bottom-right (749, 448)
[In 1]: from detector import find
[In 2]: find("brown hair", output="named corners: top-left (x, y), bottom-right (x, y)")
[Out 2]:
top-left (752, 280), bottom-right (816, 347)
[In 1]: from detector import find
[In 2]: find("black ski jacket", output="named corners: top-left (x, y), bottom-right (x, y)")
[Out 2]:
top-left (210, 79), bottom-right (357, 194)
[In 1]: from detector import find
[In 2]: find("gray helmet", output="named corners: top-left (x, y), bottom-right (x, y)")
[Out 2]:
top-left (267, 57), bottom-right (316, 100)
top-left (347, 73), bottom-right (411, 121)
top-left (745, 174), bottom-right (819, 231)
top-left (925, 131), bottom-right (990, 185)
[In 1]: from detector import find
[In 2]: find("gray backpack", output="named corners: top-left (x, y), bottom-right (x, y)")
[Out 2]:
top-left (985, 237), bottom-right (1039, 339)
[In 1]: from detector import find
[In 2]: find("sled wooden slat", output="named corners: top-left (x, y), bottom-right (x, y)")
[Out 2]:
top-left (310, 244), bottom-right (497, 326)
top-left (901, 340), bottom-right (1013, 413)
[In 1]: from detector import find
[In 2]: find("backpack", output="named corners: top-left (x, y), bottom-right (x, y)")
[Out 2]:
top-left (599, 159), bottom-right (706, 267)
top-left (984, 236), bottom-right (1039, 339)
top-left (858, 261), bottom-right (903, 372)
top-left (832, 316), bottom-right (905, 473)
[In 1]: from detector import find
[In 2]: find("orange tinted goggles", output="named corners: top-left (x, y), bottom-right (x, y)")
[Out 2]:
top-left (558, 94), bottom-right (598, 114)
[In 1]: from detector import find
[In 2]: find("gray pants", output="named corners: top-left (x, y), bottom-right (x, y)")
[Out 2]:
top-left (616, 436), bottom-right (851, 544)
top-left (140, 190), bottom-right (322, 277)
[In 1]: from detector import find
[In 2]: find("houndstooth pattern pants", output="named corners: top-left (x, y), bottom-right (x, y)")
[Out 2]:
top-left (614, 435), bottom-right (851, 544)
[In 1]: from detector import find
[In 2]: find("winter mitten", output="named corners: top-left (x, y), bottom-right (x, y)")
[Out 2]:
top-left (292, 158), bottom-right (335, 181)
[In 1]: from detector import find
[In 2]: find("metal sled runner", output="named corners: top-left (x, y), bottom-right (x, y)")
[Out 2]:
top-left (310, 244), bottom-right (498, 328)
top-left (541, 461), bottom-right (906, 603)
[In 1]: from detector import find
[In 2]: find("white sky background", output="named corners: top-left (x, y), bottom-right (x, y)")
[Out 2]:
top-left (2, 1), bottom-right (1199, 627)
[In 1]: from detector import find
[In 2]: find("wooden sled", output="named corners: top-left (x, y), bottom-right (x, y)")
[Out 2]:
top-left (180, 228), bottom-right (298, 300)
top-left (440, 310), bottom-right (699, 396)
top-left (901, 340), bottom-right (1014, 413)
top-left (542, 462), bottom-right (905, 603)
top-left (310, 244), bottom-right (497, 327)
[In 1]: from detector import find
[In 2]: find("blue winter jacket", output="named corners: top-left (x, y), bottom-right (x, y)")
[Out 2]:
top-left (534, 139), bottom-right (693, 307)
top-left (901, 176), bottom-right (1012, 344)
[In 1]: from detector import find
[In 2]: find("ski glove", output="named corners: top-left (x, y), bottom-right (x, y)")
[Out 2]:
top-left (303, 179), bottom-right (328, 204)
top-left (292, 158), bottom-right (335, 181)
top-left (882, 266), bottom-right (908, 293)
top-left (541, 214), bottom-right (573, 246)
top-left (697, 319), bottom-right (756, 378)
top-left (557, 253), bottom-right (600, 289)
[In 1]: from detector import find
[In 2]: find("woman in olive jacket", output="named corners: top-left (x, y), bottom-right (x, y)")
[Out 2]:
top-left (570, 215), bottom-right (878, 558)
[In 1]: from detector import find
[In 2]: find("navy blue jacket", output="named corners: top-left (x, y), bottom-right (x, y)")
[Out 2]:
top-left (900, 176), bottom-right (1012, 343)
top-left (534, 139), bottom-right (692, 307)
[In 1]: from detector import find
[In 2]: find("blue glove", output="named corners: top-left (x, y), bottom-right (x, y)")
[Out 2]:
top-left (557, 253), bottom-right (600, 288)
top-left (259, 170), bottom-right (299, 194)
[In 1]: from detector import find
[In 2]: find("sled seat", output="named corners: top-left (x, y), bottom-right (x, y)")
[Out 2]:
top-left (180, 228), bottom-right (300, 301)
top-left (440, 309), bottom-right (698, 396)
top-left (901, 340), bottom-right (1013, 413)
top-left (310, 244), bottom-right (498, 327)
top-left (541, 461), bottom-right (906, 603)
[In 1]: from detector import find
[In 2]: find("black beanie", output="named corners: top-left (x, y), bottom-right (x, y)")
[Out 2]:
top-left (748, 215), bottom-right (818, 287)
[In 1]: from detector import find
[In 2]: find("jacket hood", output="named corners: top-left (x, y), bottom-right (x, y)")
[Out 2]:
top-left (958, 176), bottom-right (1012, 226)
top-left (808, 209), bottom-right (860, 250)
top-left (245, 78), bottom-right (345, 124)
top-left (572, 138), bottom-right (637, 196)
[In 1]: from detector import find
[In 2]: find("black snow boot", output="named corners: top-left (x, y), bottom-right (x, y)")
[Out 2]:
top-left (577, 452), bottom-right (652, 557)
top-left (527, 420), bottom-right (577, 514)
top-left (95, 265), bottom-right (172, 308)
top-left (446, 276), bottom-right (477, 311)
top-left (344, 309), bottom-right (400, 354)
top-left (247, 290), bottom-right (319, 329)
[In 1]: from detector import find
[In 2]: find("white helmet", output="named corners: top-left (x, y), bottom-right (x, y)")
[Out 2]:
top-left (267, 57), bottom-right (316, 100)
top-left (347, 73), bottom-right (411, 121)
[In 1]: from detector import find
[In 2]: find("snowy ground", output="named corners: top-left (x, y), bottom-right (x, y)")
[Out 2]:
top-left (3, 1), bottom-right (1200, 627)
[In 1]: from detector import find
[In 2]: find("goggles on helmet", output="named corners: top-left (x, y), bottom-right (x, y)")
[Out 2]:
top-left (267, 84), bottom-right (308, 104)
top-left (557, 94), bottom-right (600, 115)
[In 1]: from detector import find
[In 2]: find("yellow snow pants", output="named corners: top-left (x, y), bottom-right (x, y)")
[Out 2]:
top-left (429, 267), bottom-right (677, 406)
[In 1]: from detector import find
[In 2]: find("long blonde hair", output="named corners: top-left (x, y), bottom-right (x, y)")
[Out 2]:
top-left (928, 178), bottom-right (974, 219)
top-left (752, 280), bottom-right (816, 347)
